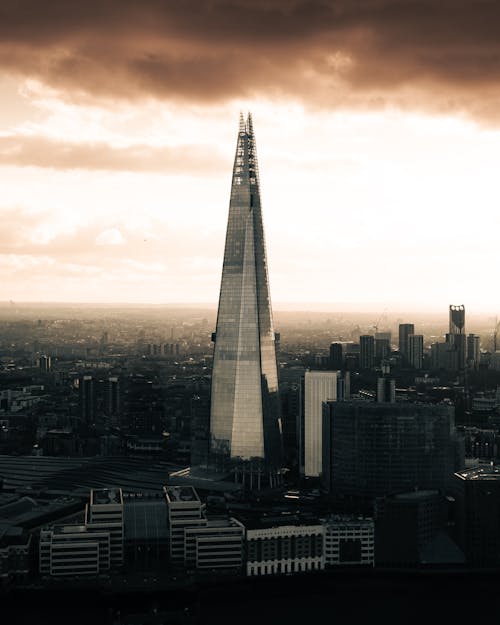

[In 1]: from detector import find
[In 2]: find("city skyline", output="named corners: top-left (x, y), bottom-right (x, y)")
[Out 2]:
top-left (1, 1), bottom-right (500, 311)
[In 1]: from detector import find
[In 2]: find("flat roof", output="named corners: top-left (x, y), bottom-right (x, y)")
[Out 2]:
top-left (90, 488), bottom-right (123, 505)
top-left (165, 485), bottom-right (200, 504)
top-left (455, 466), bottom-right (500, 481)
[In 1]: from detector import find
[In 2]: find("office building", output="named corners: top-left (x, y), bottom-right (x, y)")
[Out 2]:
top-left (329, 343), bottom-right (344, 369)
top-left (86, 488), bottom-right (124, 568)
top-left (408, 334), bottom-right (424, 369)
top-left (377, 376), bottom-right (396, 403)
top-left (322, 401), bottom-right (458, 501)
top-left (106, 377), bottom-right (120, 420)
top-left (467, 334), bottom-right (480, 369)
top-left (374, 491), bottom-right (459, 567)
top-left (246, 521), bottom-right (325, 576)
top-left (302, 371), bottom-right (337, 478)
top-left (39, 525), bottom-right (110, 577)
top-left (38, 355), bottom-right (51, 373)
top-left (164, 485), bottom-right (207, 562)
top-left (399, 324), bottom-right (415, 362)
top-left (0, 527), bottom-right (32, 582)
top-left (210, 113), bottom-right (282, 480)
top-left (323, 516), bottom-right (374, 567)
top-left (359, 335), bottom-right (375, 369)
top-left (79, 375), bottom-right (95, 425)
top-left (447, 305), bottom-right (466, 370)
top-left (453, 466), bottom-right (500, 567)
top-left (184, 517), bottom-right (244, 571)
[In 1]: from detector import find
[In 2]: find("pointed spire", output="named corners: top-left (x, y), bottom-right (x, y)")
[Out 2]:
top-left (246, 111), bottom-right (253, 135)
top-left (239, 111), bottom-right (245, 134)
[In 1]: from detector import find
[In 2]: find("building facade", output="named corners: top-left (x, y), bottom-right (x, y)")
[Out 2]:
top-left (246, 523), bottom-right (324, 576)
top-left (322, 401), bottom-right (458, 500)
top-left (302, 370), bottom-right (337, 478)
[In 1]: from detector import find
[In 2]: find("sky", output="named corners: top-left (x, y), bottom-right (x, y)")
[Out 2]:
top-left (1, 0), bottom-right (500, 312)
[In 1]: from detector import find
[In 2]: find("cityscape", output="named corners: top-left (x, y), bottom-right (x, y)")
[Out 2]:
top-left (3, 1), bottom-right (500, 623)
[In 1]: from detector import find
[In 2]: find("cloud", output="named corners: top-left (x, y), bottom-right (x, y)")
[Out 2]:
top-left (1, 1), bottom-right (500, 120)
top-left (0, 133), bottom-right (227, 172)
top-left (95, 228), bottom-right (126, 245)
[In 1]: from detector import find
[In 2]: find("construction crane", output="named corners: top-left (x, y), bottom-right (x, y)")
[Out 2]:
top-left (373, 308), bottom-right (388, 334)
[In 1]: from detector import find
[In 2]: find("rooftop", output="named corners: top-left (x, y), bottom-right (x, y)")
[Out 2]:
top-left (165, 485), bottom-right (200, 504)
top-left (456, 466), bottom-right (500, 481)
top-left (91, 488), bottom-right (123, 506)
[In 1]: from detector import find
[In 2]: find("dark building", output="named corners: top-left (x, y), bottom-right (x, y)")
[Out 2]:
top-left (453, 466), bottom-right (500, 567)
top-left (209, 114), bottom-right (282, 480)
top-left (322, 401), bottom-right (459, 502)
top-left (374, 490), bottom-right (463, 567)
top-left (190, 395), bottom-right (211, 467)
top-left (79, 375), bottom-right (95, 426)
top-left (398, 324), bottom-right (415, 363)
top-left (329, 343), bottom-right (344, 370)
top-left (359, 335), bottom-right (375, 370)
top-left (447, 305), bottom-right (466, 371)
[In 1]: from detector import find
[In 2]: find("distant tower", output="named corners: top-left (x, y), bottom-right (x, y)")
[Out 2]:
top-left (209, 114), bottom-right (282, 482)
top-left (359, 335), bottom-right (375, 369)
top-left (398, 324), bottom-right (415, 363)
top-left (408, 334), bottom-right (424, 370)
top-left (329, 343), bottom-right (344, 370)
top-left (79, 375), bottom-right (95, 425)
top-left (448, 305), bottom-right (466, 370)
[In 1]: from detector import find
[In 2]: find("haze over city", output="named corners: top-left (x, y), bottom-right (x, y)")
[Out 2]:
top-left (1, 1), bottom-right (499, 311)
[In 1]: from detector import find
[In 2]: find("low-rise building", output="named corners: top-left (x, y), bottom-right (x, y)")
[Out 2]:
top-left (39, 524), bottom-right (110, 577)
top-left (246, 521), bottom-right (325, 576)
top-left (323, 516), bottom-right (374, 567)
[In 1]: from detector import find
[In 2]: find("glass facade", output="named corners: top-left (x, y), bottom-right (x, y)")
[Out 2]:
top-left (210, 114), bottom-right (282, 469)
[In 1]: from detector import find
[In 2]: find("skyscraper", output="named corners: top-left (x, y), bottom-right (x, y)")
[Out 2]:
top-left (447, 304), bottom-right (466, 370)
top-left (302, 370), bottom-right (337, 478)
top-left (359, 335), bottom-right (375, 369)
top-left (408, 334), bottom-right (424, 369)
top-left (209, 114), bottom-right (282, 479)
top-left (398, 323), bottom-right (414, 362)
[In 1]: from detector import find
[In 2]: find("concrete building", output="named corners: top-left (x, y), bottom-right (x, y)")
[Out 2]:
top-left (302, 371), bottom-right (337, 478)
top-left (323, 516), bottom-right (374, 567)
top-left (39, 524), bottom-right (110, 577)
top-left (0, 526), bottom-right (32, 582)
top-left (164, 485), bottom-right (206, 562)
top-left (86, 488), bottom-right (124, 568)
top-left (246, 521), bottom-right (325, 576)
top-left (185, 517), bottom-right (244, 570)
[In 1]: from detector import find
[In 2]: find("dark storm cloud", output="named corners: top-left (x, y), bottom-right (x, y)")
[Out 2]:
top-left (0, 135), bottom-right (227, 172)
top-left (2, 1), bottom-right (500, 118)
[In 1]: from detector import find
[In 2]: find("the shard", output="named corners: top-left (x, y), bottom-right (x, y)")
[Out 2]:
top-left (210, 113), bottom-right (282, 478)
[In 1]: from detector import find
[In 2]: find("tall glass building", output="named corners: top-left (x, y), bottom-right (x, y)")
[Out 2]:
top-left (209, 113), bottom-right (282, 481)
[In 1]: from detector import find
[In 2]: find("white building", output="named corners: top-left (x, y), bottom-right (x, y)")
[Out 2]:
top-left (246, 523), bottom-right (325, 576)
top-left (164, 485), bottom-right (207, 561)
top-left (185, 517), bottom-right (244, 570)
top-left (323, 516), bottom-right (374, 567)
top-left (86, 488), bottom-right (124, 567)
top-left (303, 371), bottom-right (337, 477)
top-left (39, 524), bottom-right (110, 577)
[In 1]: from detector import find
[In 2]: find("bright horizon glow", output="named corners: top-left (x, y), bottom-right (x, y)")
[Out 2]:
top-left (1, 78), bottom-right (500, 315)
